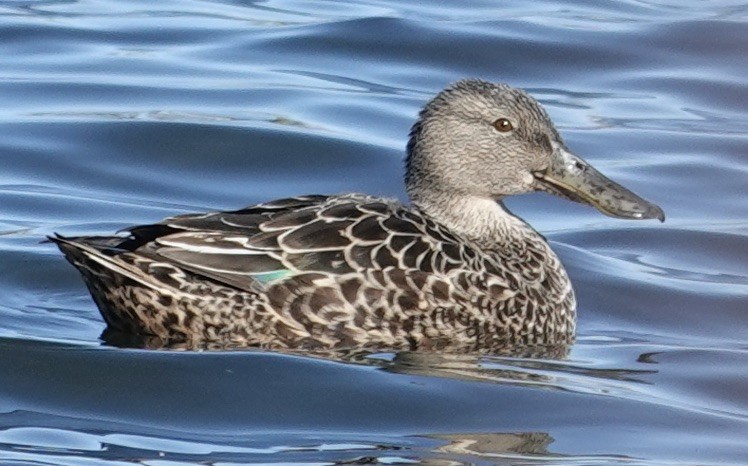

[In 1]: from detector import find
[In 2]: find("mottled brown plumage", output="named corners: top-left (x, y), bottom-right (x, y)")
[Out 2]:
top-left (51, 80), bottom-right (663, 351)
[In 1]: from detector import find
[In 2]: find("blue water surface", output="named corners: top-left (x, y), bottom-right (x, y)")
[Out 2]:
top-left (0, 0), bottom-right (747, 464)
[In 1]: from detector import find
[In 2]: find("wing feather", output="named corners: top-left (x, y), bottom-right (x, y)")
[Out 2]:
top-left (119, 196), bottom-right (493, 297)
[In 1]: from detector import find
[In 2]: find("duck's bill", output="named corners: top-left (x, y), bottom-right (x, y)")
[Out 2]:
top-left (533, 145), bottom-right (665, 222)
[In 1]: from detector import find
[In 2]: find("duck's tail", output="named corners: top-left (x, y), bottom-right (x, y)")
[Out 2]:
top-left (49, 234), bottom-right (161, 290)
top-left (48, 234), bottom-right (188, 336)
top-left (49, 234), bottom-right (261, 345)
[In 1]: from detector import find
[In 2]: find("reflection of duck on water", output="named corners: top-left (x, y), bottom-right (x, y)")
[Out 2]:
top-left (380, 347), bottom-right (656, 385)
top-left (430, 432), bottom-right (553, 457)
top-left (51, 80), bottom-right (663, 351)
top-left (332, 432), bottom-right (553, 466)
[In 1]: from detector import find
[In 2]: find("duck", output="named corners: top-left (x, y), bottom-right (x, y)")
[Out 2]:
top-left (51, 79), bottom-right (664, 351)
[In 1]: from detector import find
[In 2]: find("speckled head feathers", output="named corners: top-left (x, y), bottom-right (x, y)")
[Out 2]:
top-left (405, 80), bottom-right (562, 205)
top-left (421, 80), bottom-right (553, 126)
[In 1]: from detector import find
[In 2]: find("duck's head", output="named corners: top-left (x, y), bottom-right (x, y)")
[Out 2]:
top-left (406, 79), bottom-right (664, 222)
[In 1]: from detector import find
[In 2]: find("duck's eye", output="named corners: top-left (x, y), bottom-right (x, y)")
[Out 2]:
top-left (492, 118), bottom-right (513, 132)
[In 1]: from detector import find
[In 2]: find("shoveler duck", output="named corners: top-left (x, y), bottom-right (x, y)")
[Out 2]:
top-left (52, 80), bottom-right (664, 351)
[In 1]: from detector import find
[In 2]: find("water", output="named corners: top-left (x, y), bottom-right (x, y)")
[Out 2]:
top-left (0, 0), bottom-right (746, 464)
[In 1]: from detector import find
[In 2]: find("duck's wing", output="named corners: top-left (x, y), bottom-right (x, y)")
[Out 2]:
top-left (129, 195), bottom-right (471, 292)
top-left (125, 195), bottom-right (331, 243)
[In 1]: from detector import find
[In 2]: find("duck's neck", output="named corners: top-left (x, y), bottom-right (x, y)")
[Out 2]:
top-left (410, 191), bottom-right (539, 250)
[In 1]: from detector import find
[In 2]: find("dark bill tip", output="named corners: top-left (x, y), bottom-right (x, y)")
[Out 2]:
top-left (636, 203), bottom-right (665, 222)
